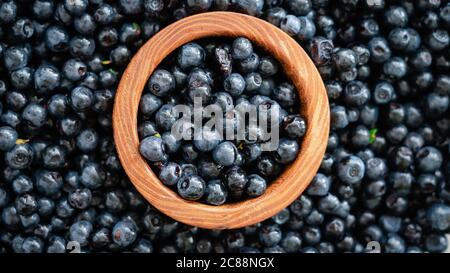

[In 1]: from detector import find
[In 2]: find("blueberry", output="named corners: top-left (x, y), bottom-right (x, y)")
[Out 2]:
top-left (242, 143), bottom-right (262, 163)
top-left (426, 29), bottom-right (449, 51)
top-left (383, 57), bottom-right (407, 79)
top-left (368, 37), bottom-right (391, 63)
top-left (178, 43), bottom-right (205, 70)
top-left (181, 144), bottom-right (199, 163)
top-left (41, 145), bottom-right (67, 170)
top-left (159, 162), bottom-right (182, 186)
top-left (73, 13), bottom-right (96, 36)
top-left (69, 220), bottom-right (92, 247)
top-left (70, 36), bottom-right (96, 60)
top-left (270, 208), bottom-right (290, 226)
top-left (119, 0), bottom-right (143, 15)
top-left (244, 72), bottom-right (262, 94)
top-left (177, 174), bottom-right (205, 200)
top-left (137, 121), bottom-right (157, 140)
top-left (68, 189), bottom-right (92, 210)
top-left (256, 154), bottom-right (281, 178)
top-left (5, 144), bottom-right (34, 170)
top-left (230, 37), bottom-right (253, 61)
top-left (258, 78), bottom-right (275, 96)
top-left (34, 64), bottom-right (61, 94)
top-left (161, 131), bottom-right (181, 154)
top-left (343, 81), bottom-right (370, 107)
top-left (440, 3), bottom-right (450, 25)
top-left (309, 37), bottom-right (334, 66)
top-left (193, 128), bottom-right (221, 152)
top-left (384, 5), bottom-right (408, 27)
top-left (34, 170), bottom-right (63, 196)
top-left (3, 47), bottom-right (30, 71)
top-left (11, 18), bottom-right (35, 41)
top-left (211, 92), bottom-right (234, 112)
top-left (62, 59), bottom-right (87, 82)
top-left (11, 99), bottom-right (37, 125)
top-left (76, 128), bottom-right (98, 152)
top-left (416, 146), bottom-right (443, 172)
top-left (147, 69), bottom-right (175, 97)
top-left (0, 1), bottom-right (17, 24)
top-left (144, 0), bottom-right (165, 14)
top-left (425, 233), bottom-right (448, 253)
top-left (259, 225), bottom-right (282, 247)
top-left (238, 53), bottom-right (260, 73)
top-left (133, 238), bottom-right (154, 253)
top-left (38, 197), bottom-right (54, 218)
top-left (204, 179), bottom-right (227, 205)
top-left (234, 0), bottom-right (264, 16)
top-left (337, 155), bottom-right (365, 184)
top-left (120, 22), bottom-right (141, 44)
top-left (140, 136), bottom-right (167, 162)
top-left (14, 193), bottom-right (38, 216)
top-left (21, 236), bottom-right (44, 253)
top-left (104, 190), bottom-right (126, 213)
top-left (0, 126), bottom-right (18, 151)
top-left (185, 0), bottom-right (212, 11)
top-left (424, 92), bottom-right (449, 118)
top-left (388, 28), bottom-right (421, 53)
top-left (297, 16), bottom-right (316, 41)
top-left (280, 15), bottom-right (301, 36)
top-left (427, 204), bottom-right (450, 231)
top-left (11, 175), bottom-right (33, 195)
top-left (224, 166), bottom-right (247, 198)
top-left (45, 26), bottom-right (69, 53)
top-left (277, 116), bottom-right (304, 142)
top-left (272, 82), bottom-right (297, 108)
top-left (46, 236), bottom-right (66, 253)
top-left (330, 105), bottom-right (349, 130)
top-left (245, 174), bottom-right (267, 197)
top-left (96, 27), bottom-right (119, 48)
top-left (306, 173), bottom-right (331, 196)
top-left (94, 4), bottom-right (115, 25)
top-left (109, 45), bottom-right (131, 66)
top-left (264, 7), bottom-right (286, 26)
top-left (80, 162), bottom-right (105, 189)
top-left (436, 75), bottom-right (450, 96)
top-left (141, 19), bottom-right (162, 39)
top-left (365, 158), bottom-right (387, 180)
top-left (212, 141), bottom-right (238, 166)
top-left (333, 49), bottom-right (357, 71)
top-left (373, 81), bottom-right (394, 105)
top-left (323, 217), bottom-right (345, 242)
top-left (274, 138), bottom-right (299, 164)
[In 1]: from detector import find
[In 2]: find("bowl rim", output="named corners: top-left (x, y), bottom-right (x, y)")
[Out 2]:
top-left (113, 11), bottom-right (329, 229)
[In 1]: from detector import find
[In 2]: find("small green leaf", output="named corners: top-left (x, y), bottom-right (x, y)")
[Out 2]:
top-left (132, 22), bottom-right (140, 30)
top-left (101, 60), bottom-right (111, 65)
top-left (237, 142), bottom-right (244, 150)
top-left (153, 133), bottom-right (161, 138)
top-left (16, 139), bottom-right (30, 144)
top-left (369, 128), bottom-right (378, 144)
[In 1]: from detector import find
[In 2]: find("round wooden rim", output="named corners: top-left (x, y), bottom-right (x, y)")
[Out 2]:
top-left (113, 12), bottom-right (329, 229)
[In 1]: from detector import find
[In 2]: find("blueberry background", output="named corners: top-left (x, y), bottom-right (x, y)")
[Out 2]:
top-left (0, 0), bottom-right (449, 253)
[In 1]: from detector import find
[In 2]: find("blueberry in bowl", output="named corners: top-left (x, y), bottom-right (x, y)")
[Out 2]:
top-left (113, 12), bottom-right (329, 229)
top-left (133, 33), bottom-right (307, 205)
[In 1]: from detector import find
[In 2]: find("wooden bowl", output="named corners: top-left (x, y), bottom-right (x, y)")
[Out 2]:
top-left (113, 12), bottom-right (329, 229)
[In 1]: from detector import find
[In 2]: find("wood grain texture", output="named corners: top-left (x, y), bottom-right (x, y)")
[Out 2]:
top-left (113, 12), bottom-right (330, 229)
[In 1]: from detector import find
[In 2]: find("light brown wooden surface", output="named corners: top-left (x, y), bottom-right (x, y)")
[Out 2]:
top-left (113, 12), bottom-right (330, 229)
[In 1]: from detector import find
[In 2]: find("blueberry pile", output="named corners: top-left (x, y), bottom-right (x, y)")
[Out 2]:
top-left (0, 0), bottom-right (449, 253)
top-left (138, 37), bottom-right (305, 205)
